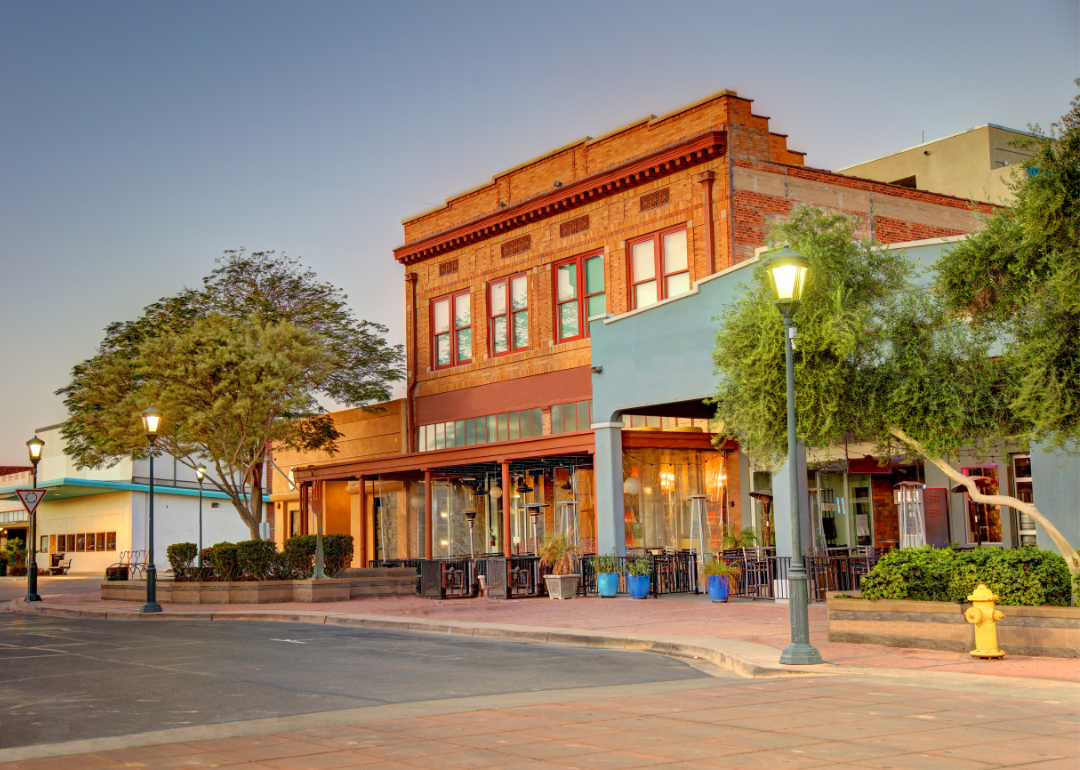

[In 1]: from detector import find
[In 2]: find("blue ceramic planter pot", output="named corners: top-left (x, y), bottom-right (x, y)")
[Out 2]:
top-left (597, 572), bottom-right (619, 598)
top-left (707, 575), bottom-right (731, 602)
top-left (627, 574), bottom-right (650, 599)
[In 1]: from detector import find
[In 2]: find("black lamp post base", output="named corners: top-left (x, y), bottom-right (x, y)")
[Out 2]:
top-left (140, 602), bottom-right (163, 614)
top-left (24, 594), bottom-right (42, 603)
top-left (779, 643), bottom-right (824, 665)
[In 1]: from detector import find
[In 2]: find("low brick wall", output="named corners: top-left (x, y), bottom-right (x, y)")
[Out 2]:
top-left (102, 579), bottom-right (353, 604)
top-left (827, 595), bottom-right (1079, 658)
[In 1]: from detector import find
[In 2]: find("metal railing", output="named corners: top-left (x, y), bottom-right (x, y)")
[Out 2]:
top-left (726, 552), bottom-right (881, 602)
top-left (580, 552), bottom-right (700, 598)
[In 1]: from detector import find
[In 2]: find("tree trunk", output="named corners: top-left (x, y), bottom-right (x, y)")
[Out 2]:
top-left (247, 462), bottom-right (265, 540)
top-left (891, 428), bottom-right (1079, 576)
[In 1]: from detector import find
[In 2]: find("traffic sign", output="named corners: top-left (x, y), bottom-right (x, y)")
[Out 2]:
top-left (16, 489), bottom-right (47, 516)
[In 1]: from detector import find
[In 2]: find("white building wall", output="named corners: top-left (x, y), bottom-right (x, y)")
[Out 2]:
top-left (36, 490), bottom-right (250, 574)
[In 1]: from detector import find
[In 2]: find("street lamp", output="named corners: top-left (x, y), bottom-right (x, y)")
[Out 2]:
top-left (140, 406), bottom-right (163, 613)
top-left (25, 436), bottom-right (44, 603)
top-left (196, 464), bottom-right (206, 568)
top-left (764, 248), bottom-right (822, 666)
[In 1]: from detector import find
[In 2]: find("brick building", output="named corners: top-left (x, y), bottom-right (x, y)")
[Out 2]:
top-left (294, 90), bottom-right (992, 565)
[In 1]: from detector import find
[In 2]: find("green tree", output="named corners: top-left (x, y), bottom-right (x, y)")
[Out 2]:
top-left (936, 79), bottom-right (1079, 452)
top-left (59, 251), bottom-right (404, 539)
top-left (710, 207), bottom-right (1079, 576)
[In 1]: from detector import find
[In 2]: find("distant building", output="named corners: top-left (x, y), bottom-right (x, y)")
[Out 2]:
top-left (0, 424), bottom-right (251, 574)
top-left (836, 124), bottom-right (1039, 204)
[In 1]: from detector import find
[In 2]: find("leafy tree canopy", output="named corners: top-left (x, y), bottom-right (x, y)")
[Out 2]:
top-left (59, 251), bottom-right (404, 538)
top-left (710, 205), bottom-right (1078, 574)
top-left (936, 79), bottom-right (1079, 451)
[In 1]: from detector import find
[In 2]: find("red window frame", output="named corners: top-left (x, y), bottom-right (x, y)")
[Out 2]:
top-left (553, 251), bottom-right (605, 343)
top-left (628, 224), bottom-right (690, 309)
top-left (430, 289), bottom-right (472, 370)
top-left (488, 272), bottom-right (530, 357)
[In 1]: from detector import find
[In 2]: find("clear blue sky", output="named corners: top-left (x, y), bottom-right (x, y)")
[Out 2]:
top-left (1, 0), bottom-right (1077, 465)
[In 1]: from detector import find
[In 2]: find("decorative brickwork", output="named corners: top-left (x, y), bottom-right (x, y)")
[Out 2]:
top-left (438, 259), bottom-right (459, 276)
top-left (501, 234), bottom-right (532, 258)
top-left (639, 187), bottom-right (670, 212)
top-left (560, 214), bottom-right (590, 238)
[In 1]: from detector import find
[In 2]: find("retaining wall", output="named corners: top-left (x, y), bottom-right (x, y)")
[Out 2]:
top-left (827, 595), bottom-right (1079, 658)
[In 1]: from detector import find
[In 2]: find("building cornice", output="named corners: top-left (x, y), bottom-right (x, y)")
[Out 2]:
top-left (393, 129), bottom-right (727, 266)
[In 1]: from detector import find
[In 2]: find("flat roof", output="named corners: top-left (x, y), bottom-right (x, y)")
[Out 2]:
top-left (836, 123), bottom-right (1039, 173)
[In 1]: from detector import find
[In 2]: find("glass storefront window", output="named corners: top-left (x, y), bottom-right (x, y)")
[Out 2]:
top-left (962, 466), bottom-right (1002, 544)
top-left (622, 449), bottom-right (730, 552)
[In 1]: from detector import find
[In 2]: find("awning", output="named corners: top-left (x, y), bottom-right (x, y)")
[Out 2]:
top-left (0, 477), bottom-right (235, 502)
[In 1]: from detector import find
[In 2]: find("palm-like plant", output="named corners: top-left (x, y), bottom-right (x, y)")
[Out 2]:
top-left (538, 534), bottom-right (581, 575)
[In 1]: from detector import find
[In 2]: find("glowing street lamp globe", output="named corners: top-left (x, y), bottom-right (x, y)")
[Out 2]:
top-left (764, 248), bottom-right (811, 317)
top-left (141, 406), bottom-right (163, 440)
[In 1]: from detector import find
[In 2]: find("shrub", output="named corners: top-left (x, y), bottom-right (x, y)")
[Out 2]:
top-left (703, 558), bottom-right (743, 589)
top-left (166, 543), bottom-right (198, 580)
top-left (625, 555), bottom-right (652, 577)
top-left (283, 534), bottom-right (354, 578)
top-left (861, 545), bottom-right (1071, 606)
top-left (236, 539), bottom-right (277, 580)
top-left (204, 541), bottom-right (241, 581)
top-left (590, 552), bottom-right (620, 574)
top-left (859, 546), bottom-right (956, 602)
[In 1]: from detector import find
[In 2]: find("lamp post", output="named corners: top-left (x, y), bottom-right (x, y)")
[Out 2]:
top-left (140, 406), bottom-right (163, 613)
top-left (25, 436), bottom-right (44, 603)
top-left (764, 248), bottom-right (823, 666)
top-left (196, 464), bottom-right (206, 568)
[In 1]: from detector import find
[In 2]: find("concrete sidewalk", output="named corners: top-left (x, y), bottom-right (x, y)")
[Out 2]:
top-left (8, 592), bottom-right (1078, 684)
top-left (1, 665), bottom-right (1076, 770)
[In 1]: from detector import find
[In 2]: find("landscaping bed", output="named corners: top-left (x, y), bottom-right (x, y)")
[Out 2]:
top-left (827, 594), bottom-right (1079, 658)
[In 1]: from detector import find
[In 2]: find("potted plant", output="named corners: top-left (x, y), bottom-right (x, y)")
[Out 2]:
top-left (538, 534), bottom-right (581, 600)
top-left (703, 558), bottom-right (742, 602)
top-left (625, 555), bottom-right (652, 599)
top-left (591, 552), bottom-right (620, 598)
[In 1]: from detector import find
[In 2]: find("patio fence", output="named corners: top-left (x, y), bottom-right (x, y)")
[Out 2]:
top-left (376, 551), bottom-right (877, 602)
top-left (725, 552), bottom-right (880, 602)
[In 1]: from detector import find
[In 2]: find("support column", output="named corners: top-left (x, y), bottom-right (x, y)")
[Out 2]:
top-left (593, 421), bottom-right (626, 556)
top-left (424, 469), bottom-right (433, 561)
top-left (355, 476), bottom-right (367, 567)
top-left (501, 461), bottom-right (511, 558)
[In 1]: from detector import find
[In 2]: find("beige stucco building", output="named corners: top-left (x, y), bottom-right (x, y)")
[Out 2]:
top-left (837, 124), bottom-right (1039, 205)
top-left (268, 400), bottom-right (409, 567)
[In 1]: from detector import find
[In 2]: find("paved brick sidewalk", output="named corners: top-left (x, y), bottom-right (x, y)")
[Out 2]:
top-left (23, 592), bottom-right (1079, 683)
top-left (1, 671), bottom-right (1076, 769)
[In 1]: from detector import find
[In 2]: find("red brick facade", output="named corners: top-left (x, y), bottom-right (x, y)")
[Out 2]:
top-left (397, 90), bottom-right (994, 441)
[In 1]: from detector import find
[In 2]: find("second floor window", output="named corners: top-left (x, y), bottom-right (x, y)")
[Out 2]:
top-left (629, 225), bottom-right (689, 309)
top-left (555, 252), bottom-right (605, 343)
top-left (432, 290), bottom-right (471, 369)
top-left (490, 273), bottom-right (529, 355)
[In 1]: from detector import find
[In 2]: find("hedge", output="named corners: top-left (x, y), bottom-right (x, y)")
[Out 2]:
top-left (860, 545), bottom-right (1071, 606)
top-left (283, 535), bottom-right (354, 578)
top-left (167, 534), bottom-right (353, 581)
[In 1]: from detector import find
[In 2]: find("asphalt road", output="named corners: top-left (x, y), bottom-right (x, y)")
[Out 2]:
top-left (0, 614), bottom-right (711, 750)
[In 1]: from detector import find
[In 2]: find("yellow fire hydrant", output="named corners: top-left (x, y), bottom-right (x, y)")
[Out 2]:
top-left (964, 584), bottom-right (1005, 659)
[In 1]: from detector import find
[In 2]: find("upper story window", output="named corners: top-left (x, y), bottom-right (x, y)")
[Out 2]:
top-left (432, 289), bottom-right (471, 369)
top-left (554, 252), bottom-right (605, 343)
top-left (490, 273), bottom-right (529, 356)
top-left (629, 225), bottom-right (689, 309)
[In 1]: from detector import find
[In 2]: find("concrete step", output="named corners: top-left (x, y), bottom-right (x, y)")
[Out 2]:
top-left (338, 567), bottom-right (418, 578)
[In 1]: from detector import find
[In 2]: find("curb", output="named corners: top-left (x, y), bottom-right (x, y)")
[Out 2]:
top-left (6, 599), bottom-right (820, 680)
